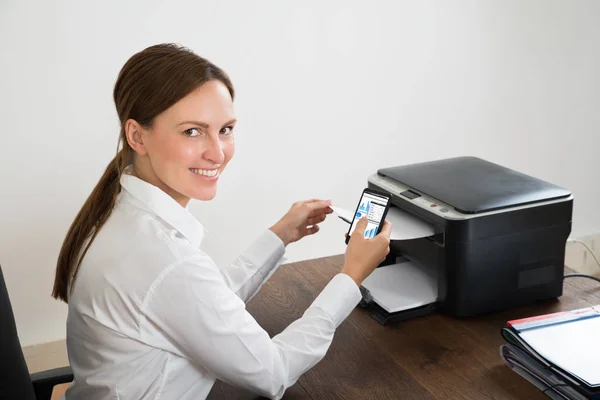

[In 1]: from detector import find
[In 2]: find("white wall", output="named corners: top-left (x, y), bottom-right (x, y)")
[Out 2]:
top-left (1, 0), bottom-right (599, 347)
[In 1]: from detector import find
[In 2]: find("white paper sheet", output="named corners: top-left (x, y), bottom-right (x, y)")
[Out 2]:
top-left (330, 205), bottom-right (434, 240)
top-left (361, 260), bottom-right (438, 313)
top-left (519, 316), bottom-right (600, 387)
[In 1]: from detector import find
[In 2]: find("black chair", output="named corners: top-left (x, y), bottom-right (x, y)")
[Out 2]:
top-left (0, 265), bottom-right (73, 399)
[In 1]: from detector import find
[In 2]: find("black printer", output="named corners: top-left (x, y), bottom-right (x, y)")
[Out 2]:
top-left (361, 156), bottom-right (573, 324)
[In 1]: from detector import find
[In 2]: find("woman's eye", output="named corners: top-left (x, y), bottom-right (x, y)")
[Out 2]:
top-left (220, 126), bottom-right (234, 135)
top-left (183, 128), bottom-right (201, 137)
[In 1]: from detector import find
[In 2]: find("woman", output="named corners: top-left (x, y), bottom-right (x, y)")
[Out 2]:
top-left (52, 43), bottom-right (391, 400)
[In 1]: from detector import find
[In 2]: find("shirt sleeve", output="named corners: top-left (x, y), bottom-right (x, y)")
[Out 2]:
top-left (218, 229), bottom-right (288, 303)
top-left (139, 258), bottom-right (362, 400)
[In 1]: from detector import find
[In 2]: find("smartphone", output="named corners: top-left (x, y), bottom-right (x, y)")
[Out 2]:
top-left (345, 188), bottom-right (391, 244)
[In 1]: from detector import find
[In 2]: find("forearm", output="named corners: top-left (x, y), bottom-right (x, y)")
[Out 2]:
top-left (219, 229), bottom-right (287, 302)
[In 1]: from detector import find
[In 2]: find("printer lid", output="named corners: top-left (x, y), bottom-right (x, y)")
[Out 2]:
top-left (377, 156), bottom-right (571, 214)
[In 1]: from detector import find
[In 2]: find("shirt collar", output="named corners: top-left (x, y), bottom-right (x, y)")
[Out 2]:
top-left (119, 166), bottom-right (206, 247)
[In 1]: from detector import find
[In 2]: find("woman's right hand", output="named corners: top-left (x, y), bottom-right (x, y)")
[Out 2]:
top-left (341, 217), bottom-right (392, 286)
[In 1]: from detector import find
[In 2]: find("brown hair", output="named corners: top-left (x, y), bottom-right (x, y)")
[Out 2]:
top-left (52, 43), bottom-right (234, 302)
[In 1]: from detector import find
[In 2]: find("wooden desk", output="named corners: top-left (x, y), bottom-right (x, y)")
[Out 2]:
top-left (208, 255), bottom-right (600, 400)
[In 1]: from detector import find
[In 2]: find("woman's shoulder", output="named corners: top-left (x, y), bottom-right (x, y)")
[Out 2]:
top-left (79, 199), bottom-right (204, 289)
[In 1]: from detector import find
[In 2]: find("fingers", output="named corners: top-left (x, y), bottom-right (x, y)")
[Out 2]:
top-left (303, 199), bottom-right (332, 212)
top-left (354, 216), bottom-right (368, 236)
top-left (307, 213), bottom-right (327, 226)
top-left (294, 199), bottom-right (320, 208)
top-left (302, 198), bottom-right (325, 205)
top-left (293, 200), bottom-right (333, 221)
top-left (307, 209), bottom-right (333, 221)
top-left (303, 224), bottom-right (320, 236)
top-left (379, 220), bottom-right (392, 239)
top-left (380, 246), bottom-right (391, 263)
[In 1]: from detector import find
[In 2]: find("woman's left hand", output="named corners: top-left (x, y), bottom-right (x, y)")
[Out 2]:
top-left (269, 199), bottom-right (333, 246)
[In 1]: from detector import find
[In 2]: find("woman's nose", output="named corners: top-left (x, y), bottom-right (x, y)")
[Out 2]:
top-left (204, 137), bottom-right (225, 164)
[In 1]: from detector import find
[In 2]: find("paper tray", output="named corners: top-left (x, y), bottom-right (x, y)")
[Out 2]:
top-left (359, 298), bottom-right (437, 325)
top-left (359, 259), bottom-right (438, 325)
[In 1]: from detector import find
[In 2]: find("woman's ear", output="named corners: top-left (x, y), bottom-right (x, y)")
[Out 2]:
top-left (124, 119), bottom-right (148, 157)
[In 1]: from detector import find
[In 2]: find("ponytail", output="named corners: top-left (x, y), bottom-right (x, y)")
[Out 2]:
top-left (52, 147), bottom-right (129, 303)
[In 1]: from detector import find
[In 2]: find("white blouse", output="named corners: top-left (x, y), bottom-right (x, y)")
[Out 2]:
top-left (63, 170), bottom-right (362, 400)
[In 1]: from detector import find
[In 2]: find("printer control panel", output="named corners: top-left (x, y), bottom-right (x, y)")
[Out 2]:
top-left (369, 174), bottom-right (463, 220)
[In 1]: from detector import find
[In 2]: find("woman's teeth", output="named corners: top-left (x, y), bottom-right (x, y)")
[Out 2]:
top-left (190, 168), bottom-right (218, 177)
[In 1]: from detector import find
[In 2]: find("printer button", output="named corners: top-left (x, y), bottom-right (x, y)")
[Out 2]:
top-left (439, 207), bottom-right (449, 213)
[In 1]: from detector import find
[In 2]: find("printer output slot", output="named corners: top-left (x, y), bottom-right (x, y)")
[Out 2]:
top-left (402, 204), bottom-right (445, 247)
top-left (390, 202), bottom-right (444, 247)
top-left (426, 229), bottom-right (445, 247)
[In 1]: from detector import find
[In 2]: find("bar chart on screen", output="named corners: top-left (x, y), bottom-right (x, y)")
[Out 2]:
top-left (365, 227), bottom-right (377, 238)
top-left (359, 200), bottom-right (371, 213)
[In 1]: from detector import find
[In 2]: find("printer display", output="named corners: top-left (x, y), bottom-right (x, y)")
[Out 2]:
top-left (358, 156), bottom-right (573, 324)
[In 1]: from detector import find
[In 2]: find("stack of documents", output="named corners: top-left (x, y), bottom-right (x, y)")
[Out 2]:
top-left (500, 305), bottom-right (600, 399)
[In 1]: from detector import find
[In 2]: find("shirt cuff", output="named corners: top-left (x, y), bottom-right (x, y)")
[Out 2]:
top-left (309, 273), bottom-right (362, 327)
top-left (242, 229), bottom-right (287, 269)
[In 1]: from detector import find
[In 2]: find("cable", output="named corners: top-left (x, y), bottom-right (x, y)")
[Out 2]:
top-left (566, 238), bottom-right (600, 270)
top-left (564, 239), bottom-right (600, 285)
top-left (563, 273), bottom-right (600, 284)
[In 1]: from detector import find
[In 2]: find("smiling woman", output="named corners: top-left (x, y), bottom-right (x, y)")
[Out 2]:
top-left (50, 43), bottom-right (391, 400)
top-left (125, 79), bottom-right (237, 204)
top-left (52, 43), bottom-right (237, 304)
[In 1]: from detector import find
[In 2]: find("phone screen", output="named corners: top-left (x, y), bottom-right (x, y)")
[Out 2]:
top-left (347, 190), bottom-right (390, 240)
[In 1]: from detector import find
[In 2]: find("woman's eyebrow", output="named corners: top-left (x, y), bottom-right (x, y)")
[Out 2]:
top-left (177, 120), bottom-right (209, 128)
top-left (177, 119), bottom-right (237, 128)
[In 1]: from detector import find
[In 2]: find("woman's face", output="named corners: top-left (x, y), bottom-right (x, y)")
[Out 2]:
top-left (131, 80), bottom-right (236, 206)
